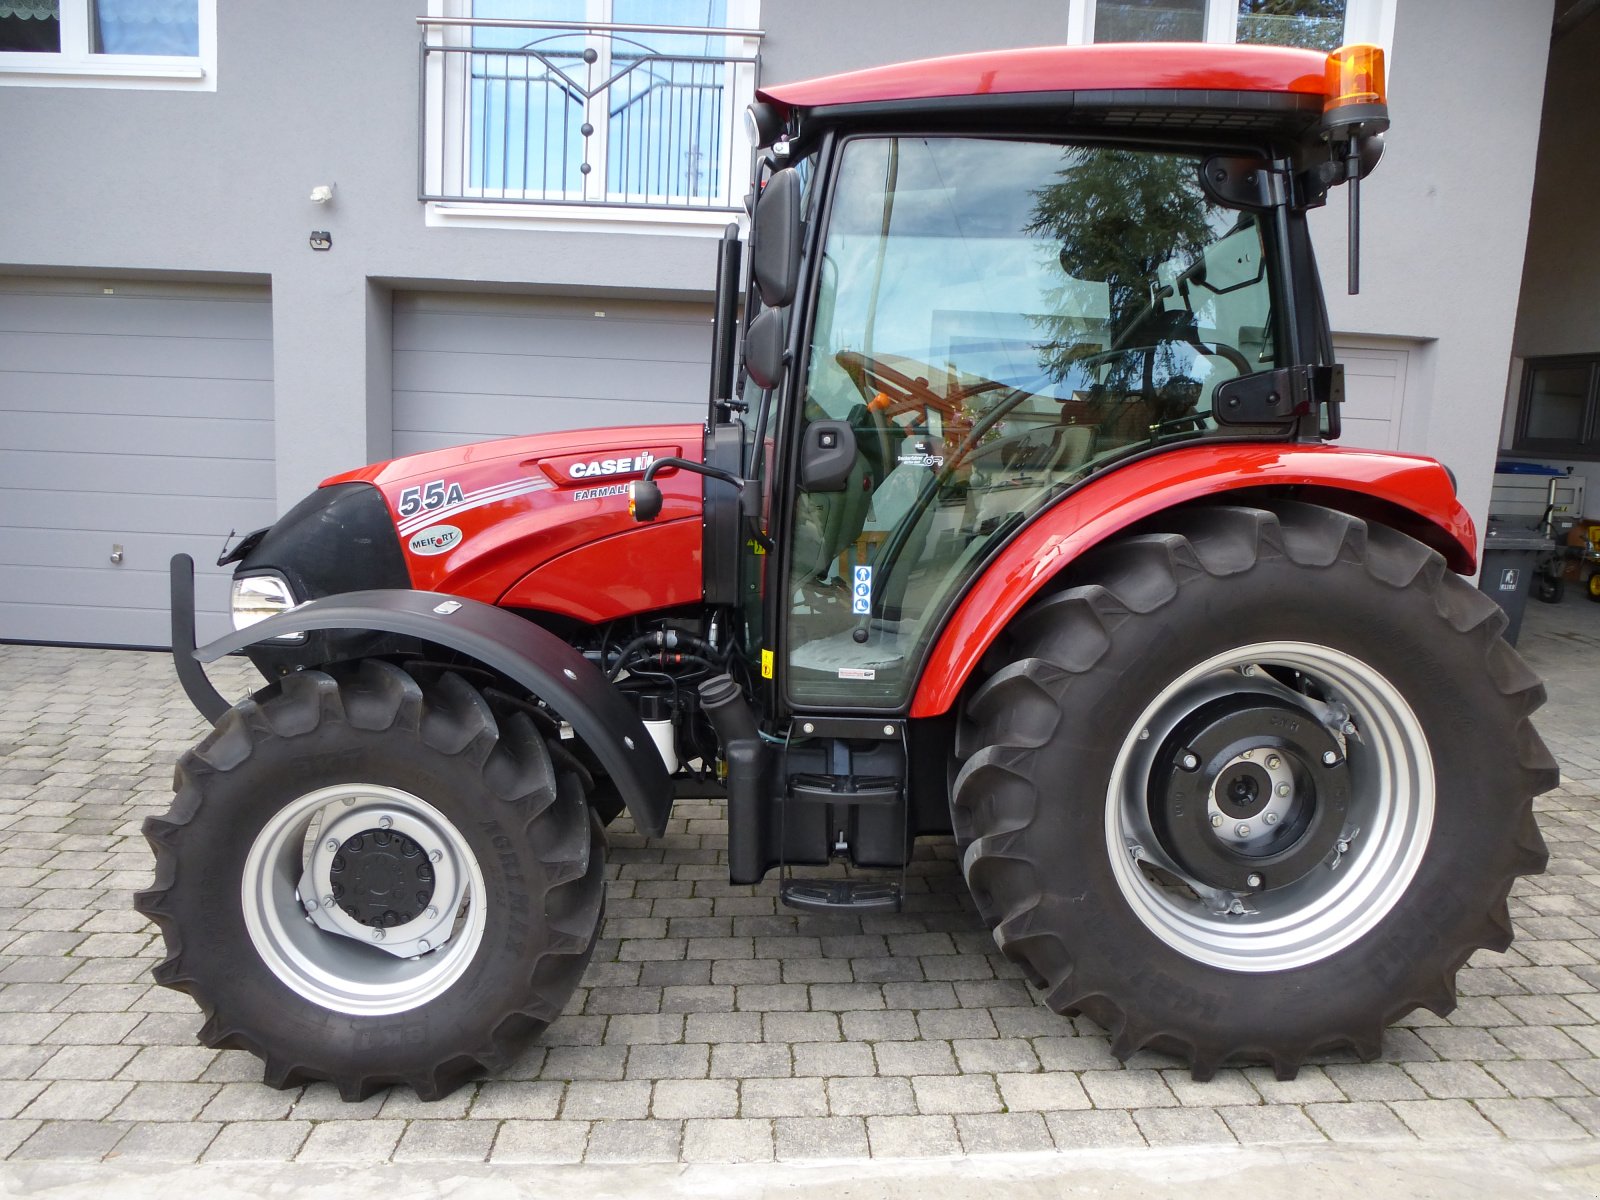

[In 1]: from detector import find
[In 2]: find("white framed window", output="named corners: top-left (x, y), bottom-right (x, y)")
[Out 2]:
top-left (422, 0), bottom-right (761, 229)
top-left (0, 0), bottom-right (216, 89)
top-left (1073, 0), bottom-right (1396, 55)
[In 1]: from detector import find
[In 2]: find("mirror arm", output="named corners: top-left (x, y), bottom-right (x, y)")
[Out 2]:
top-left (642, 456), bottom-right (743, 491)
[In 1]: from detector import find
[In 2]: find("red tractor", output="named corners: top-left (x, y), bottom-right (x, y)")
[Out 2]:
top-left (139, 41), bottom-right (1555, 1101)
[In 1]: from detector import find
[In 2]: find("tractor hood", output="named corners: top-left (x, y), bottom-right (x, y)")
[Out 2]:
top-left (323, 423), bottom-right (707, 621)
top-left (235, 423), bottom-right (707, 629)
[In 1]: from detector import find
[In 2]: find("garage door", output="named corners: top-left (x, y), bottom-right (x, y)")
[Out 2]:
top-left (392, 292), bottom-right (713, 456)
top-left (0, 279), bottom-right (274, 648)
top-left (1333, 339), bottom-right (1414, 451)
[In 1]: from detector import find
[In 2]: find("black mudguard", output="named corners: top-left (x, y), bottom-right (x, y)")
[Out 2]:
top-left (168, 554), bottom-right (671, 837)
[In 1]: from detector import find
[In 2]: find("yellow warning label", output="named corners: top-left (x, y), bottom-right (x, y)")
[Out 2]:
top-left (761, 649), bottom-right (774, 679)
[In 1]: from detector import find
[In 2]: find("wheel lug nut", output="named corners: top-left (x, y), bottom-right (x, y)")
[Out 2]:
top-left (1265, 812), bottom-right (1279, 826)
top-left (1342, 721), bottom-right (1356, 736)
top-left (425, 906), bottom-right (439, 920)
top-left (371, 928), bottom-right (385, 941)
top-left (1276, 783), bottom-right (1291, 798)
top-left (1242, 750), bottom-right (1253, 759)
top-left (1180, 752), bottom-right (1200, 771)
top-left (429, 850), bottom-right (443, 863)
top-left (1247, 873), bottom-right (1262, 888)
top-left (1210, 813), bottom-right (1224, 828)
top-left (1236, 823), bottom-right (1251, 838)
top-left (1337, 839), bottom-right (1350, 854)
top-left (1265, 754), bottom-right (1281, 770)
top-left (322, 895), bottom-right (335, 909)
top-left (1321, 750), bottom-right (1339, 766)
top-left (1138, 728), bottom-right (1150, 741)
top-left (325, 839), bottom-right (339, 853)
top-left (417, 939), bottom-right (431, 953)
top-left (379, 816), bottom-right (394, 830)
top-left (304, 897), bottom-right (318, 911)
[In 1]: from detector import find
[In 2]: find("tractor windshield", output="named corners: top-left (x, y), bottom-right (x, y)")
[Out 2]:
top-left (784, 135), bottom-right (1281, 709)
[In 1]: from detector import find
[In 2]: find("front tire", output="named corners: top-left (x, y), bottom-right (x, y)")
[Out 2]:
top-left (952, 501), bottom-right (1555, 1079)
top-left (136, 659), bottom-right (604, 1100)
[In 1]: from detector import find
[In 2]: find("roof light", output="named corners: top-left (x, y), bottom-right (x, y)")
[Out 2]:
top-left (1325, 44), bottom-right (1386, 114)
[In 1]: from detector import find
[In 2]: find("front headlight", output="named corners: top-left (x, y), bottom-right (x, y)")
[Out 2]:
top-left (230, 574), bottom-right (305, 642)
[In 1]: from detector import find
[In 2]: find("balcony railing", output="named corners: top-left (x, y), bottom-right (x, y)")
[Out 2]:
top-left (418, 17), bottom-right (763, 212)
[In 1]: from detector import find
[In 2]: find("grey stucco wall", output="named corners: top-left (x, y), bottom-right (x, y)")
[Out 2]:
top-left (0, 2), bottom-right (722, 502)
top-left (0, 0), bottom-right (1557, 541)
top-left (1303, 0), bottom-right (1552, 538)
top-left (1512, 10), bottom-right (1600, 362)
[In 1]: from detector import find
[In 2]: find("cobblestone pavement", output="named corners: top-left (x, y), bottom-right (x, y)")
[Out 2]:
top-left (0, 592), bottom-right (1598, 1175)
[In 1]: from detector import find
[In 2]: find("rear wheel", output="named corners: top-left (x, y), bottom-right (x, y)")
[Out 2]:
top-left (952, 501), bottom-right (1554, 1078)
top-left (136, 659), bottom-right (604, 1100)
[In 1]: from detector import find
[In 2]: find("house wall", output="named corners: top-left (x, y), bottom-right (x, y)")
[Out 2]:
top-left (0, 0), bottom-right (1556, 541)
top-left (1499, 10), bottom-right (1600, 519)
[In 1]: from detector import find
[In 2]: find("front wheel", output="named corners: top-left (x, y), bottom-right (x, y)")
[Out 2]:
top-left (136, 660), bottom-right (604, 1100)
top-left (953, 501), bottom-right (1555, 1079)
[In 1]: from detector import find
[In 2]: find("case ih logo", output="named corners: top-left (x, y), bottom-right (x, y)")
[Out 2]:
top-left (407, 524), bottom-right (462, 556)
top-left (568, 452), bottom-right (655, 480)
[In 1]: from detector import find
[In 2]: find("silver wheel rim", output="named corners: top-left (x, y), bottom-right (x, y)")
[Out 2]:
top-left (242, 783), bottom-right (486, 1015)
top-left (1106, 641), bottom-right (1434, 973)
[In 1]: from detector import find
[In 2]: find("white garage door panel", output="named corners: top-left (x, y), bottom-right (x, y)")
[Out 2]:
top-left (393, 307), bottom-right (710, 362)
top-left (0, 451), bottom-right (274, 499)
top-left (1333, 341), bottom-right (1412, 451)
top-left (7, 411), bottom-right (272, 460)
top-left (393, 292), bottom-right (712, 457)
top-left (6, 373), bottom-right (273, 420)
top-left (5, 291), bottom-right (272, 340)
top-left (0, 280), bottom-right (274, 647)
top-left (393, 349), bottom-right (707, 404)
top-left (0, 330), bottom-right (273, 380)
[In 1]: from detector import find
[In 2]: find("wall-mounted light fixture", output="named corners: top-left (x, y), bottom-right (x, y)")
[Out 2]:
top-left (309, 231), bottom-right (332, 251)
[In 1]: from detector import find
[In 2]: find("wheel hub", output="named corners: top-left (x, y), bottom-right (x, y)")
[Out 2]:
top-left (1150, 694), bottom-right (1351, 892)
top-left (330, 828), bottom-right (436, 928)
top-left (296, 798), bottom-right (468, 960)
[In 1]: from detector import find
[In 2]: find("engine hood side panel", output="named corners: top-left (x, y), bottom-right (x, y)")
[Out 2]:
top-left (324, 423), bottom-right (708, 619)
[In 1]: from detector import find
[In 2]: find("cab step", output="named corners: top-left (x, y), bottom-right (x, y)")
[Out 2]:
top-left (779, 877), bottom-right (902, 913)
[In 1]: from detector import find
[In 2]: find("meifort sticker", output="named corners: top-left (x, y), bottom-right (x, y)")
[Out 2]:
top-left (407, 524), bottom-right (462, 556)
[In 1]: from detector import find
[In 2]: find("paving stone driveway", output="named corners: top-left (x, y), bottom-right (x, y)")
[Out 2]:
top-left (1, 594), bottom-right (1598, 1171)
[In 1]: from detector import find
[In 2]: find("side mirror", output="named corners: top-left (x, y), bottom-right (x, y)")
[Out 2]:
top-left (799, 420), bottom-right (857, 492)
top-left (743, 306), bottom-right (787, 391)
top-left (751, 168), bottom-right (802, 308)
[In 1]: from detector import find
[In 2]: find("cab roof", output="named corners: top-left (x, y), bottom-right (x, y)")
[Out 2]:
top-left (757, 42), bottom-right (1329, 115)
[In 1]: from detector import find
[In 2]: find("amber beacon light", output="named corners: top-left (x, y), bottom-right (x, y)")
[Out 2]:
top-left (1323, 43), bottom-right (1388, 128)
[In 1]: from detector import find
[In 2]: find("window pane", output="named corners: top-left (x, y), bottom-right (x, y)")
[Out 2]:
top-left (470, 1), bottom-right (589, 196)
top-left (607, 0), bottom-right (732, 202)
top-left (787, 138), bottom-right (1277, 707)
top-left (0, 0), bottom-right (60, 52)
top-left (1237, 0), bottom-right (1346, 52)
top-left (93, 0), bottom-right (198, 55)
top-left (1094, 0), bottom-right (1205, 43)
top-left (1524, 365), bottom-right (1590, 442)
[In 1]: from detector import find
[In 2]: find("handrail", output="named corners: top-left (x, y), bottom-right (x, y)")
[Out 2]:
top-left (418, 17), bottom-right (765, 39)
top-left (417, 16), bottom-right (759, 211)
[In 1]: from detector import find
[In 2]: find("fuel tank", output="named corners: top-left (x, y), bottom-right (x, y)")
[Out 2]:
top-left (316, 423), bottom-right (708, 622)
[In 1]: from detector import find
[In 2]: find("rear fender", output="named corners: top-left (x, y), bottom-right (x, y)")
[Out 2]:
top-left (171, 555), bottom-right (671, 836)
top-left (910, 444), bottom-right (1474, 719)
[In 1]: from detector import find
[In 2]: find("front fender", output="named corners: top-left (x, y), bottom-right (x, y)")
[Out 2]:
top-left (910, 443), bottom-right (1474, 719)
top-left (171, 556), bottom-right (671, 836)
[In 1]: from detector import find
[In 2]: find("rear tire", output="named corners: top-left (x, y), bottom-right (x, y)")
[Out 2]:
top-left (136, 659), bottom-right (604, 1100)
top-left (952, 501), bottom-right (1554, 1079)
